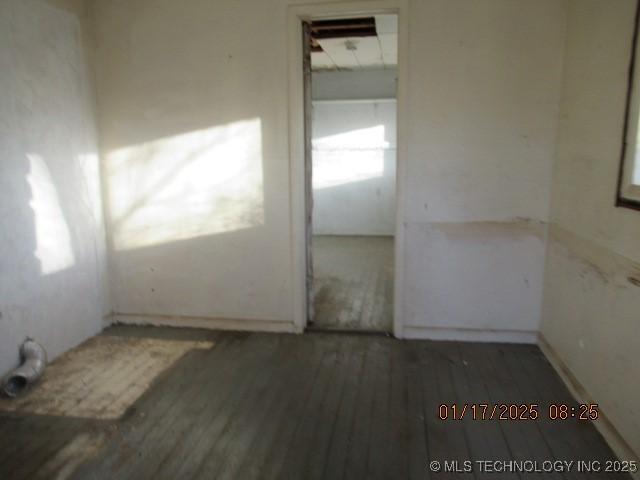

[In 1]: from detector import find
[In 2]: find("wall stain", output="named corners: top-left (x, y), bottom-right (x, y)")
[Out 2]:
top-left (427, 218), bottom-right (546, 242)
top-left (548, 223), bottom-right (640, 287)
top-left (627, 276), bottom-right (640, 287)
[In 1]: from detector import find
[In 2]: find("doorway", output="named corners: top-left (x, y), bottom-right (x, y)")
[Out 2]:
top-left (303, 15), bottom-right (398, 333)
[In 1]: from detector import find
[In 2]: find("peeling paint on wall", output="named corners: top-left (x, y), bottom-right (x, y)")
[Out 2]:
top-left (541, 0), bottom-right (640, 462)
top-left (428, 219), bottom-right (546, 242)
top-left (548, 223), bottom-right (640, 287)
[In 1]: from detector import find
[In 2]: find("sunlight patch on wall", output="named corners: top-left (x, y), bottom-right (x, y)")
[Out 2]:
top-left (27, 154), bottom-right (75, 275)
top-left (312, 125), bottom-right (386, 189)
top-left (107, 119), bottom-right (264, 251)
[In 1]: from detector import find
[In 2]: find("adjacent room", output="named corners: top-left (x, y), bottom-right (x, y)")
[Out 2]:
top-left (1, 0), bottom-right (639, 478)
top-left (308, 16), bottom-right (397, 333)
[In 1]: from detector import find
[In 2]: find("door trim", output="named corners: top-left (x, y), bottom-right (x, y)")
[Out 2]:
top-left (287, 0), bottom-right (409, 338)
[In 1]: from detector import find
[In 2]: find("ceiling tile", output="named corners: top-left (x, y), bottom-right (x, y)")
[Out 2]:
top-left (352, 37), bottom-right (384, 68)
top-left (312, 16), bottom-right (397, 71)
top-left (378, 33), bottom-right (398, 67)
top-left (317, 38), bottom-right (359, 69)
top-left (375, 15), bottom-right (398, 34)
top-left (311, 51), bottom-right (335, 70)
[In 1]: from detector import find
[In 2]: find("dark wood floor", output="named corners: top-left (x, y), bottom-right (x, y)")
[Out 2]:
top-left (0, 326), bottom-right (629, 479)
top-left (312, 235), bottom-right (393, 332)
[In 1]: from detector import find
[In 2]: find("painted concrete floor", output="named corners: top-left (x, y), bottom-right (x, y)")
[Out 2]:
top-left (311, 235), bottom-right (393, 332)
top-left (0, 326), bottom-right (629, 480)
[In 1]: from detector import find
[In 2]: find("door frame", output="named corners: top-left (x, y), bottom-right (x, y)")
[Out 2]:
top-left (287, 0), bottom-right (409, 338)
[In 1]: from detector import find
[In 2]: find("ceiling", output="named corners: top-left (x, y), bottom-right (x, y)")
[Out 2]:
top-left (310, 15), bottom-right (398, 71)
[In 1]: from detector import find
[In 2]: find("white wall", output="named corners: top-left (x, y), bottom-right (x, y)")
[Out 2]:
top-left (312, 69), bottom-right (397, 101)
top-left (0, 0), bottom-right (108, 376)
top-left (312, 99), bottom-right (396, 236)
top-left (90, 0), bottom-right (295, 328)
top-left (90, 0), bottom-right (566, 337)
top-left (541, 0), bottom-right (640, 461)
top-left (401, 0), bottom-right (565, 341)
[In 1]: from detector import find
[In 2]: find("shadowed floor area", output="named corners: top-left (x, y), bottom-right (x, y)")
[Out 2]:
top-left (312, 235), bottom-right (393, 332)
top-left (0, 326), bottom-right (629, 480)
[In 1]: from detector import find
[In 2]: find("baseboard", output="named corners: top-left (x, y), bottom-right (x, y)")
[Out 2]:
top-left (402, 325), bottom-right (537, 343)
top-left (538, 334), bottom-right (640, 477)
top-left (111, 313), bottom-right (301, 334)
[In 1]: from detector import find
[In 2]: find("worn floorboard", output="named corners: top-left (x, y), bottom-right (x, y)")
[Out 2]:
top-left (0, 326), bottom-right (630, 480)
top-left (312, 235), bottom-right (393, 332)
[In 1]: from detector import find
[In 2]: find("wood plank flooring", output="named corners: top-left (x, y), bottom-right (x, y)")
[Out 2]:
top-left (312, 235), bottom-right (393, 332)
top-left (0, 326), bottom-right (630, 480)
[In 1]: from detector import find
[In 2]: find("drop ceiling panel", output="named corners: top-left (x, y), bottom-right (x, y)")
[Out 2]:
top-left (317, 38), bottom-right (360, 69)
top-left (379, 34), bottom-right (398, 67)
top-left (353, 36), bottom-right (384, 68)
top-left (375, 15), bottom-right (398, 34)
top-left (311, 15), bottom-right (398, 71)
top-left (311, 51), bottom-right (336, 70)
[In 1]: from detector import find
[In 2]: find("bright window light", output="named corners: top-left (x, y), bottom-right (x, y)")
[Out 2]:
top-left (618, 15), bottom-right (640, 209)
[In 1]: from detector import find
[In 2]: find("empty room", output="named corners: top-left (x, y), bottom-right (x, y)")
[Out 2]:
top-left (0, 0), bottom-right (639, 479)
top-left (308, 16), bottom-right (397, 333)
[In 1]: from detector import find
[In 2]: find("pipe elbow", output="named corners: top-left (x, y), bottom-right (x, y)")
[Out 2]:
top-left (2, 339), bottom-right (47, 397)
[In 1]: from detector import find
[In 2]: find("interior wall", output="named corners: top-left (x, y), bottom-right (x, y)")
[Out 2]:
top-left (401, 0), bottom-right (566, 340)
top-left (89, 0), bottom-right (296, 327)
top-left (541, 0), bottom-right (640, 460)
top-left (312, 99), bottom-right (396, 236)
top-left (90, 0), bottom-right (566, 336)
top-left (312, 69), bottom-right (397, 101)
top-left (0, 0), bottom-right (107, 376)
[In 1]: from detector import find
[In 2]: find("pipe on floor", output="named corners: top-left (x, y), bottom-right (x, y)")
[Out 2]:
top-left (2, 339), bottom-right (47, 397)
